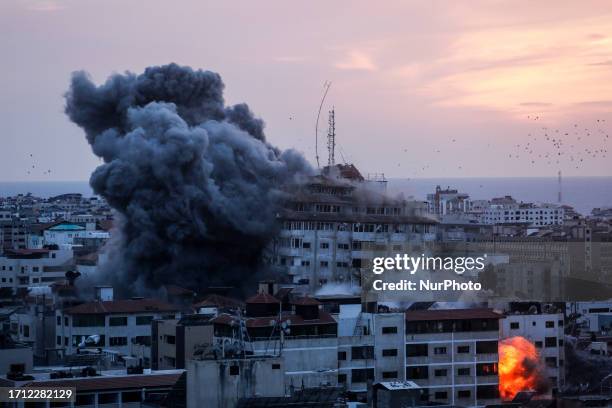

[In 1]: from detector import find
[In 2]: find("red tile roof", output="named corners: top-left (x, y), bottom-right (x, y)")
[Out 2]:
top-left (405, 308), bottom-right (502, 322)
top-left (245, 293), bottom-right (280, 304)
top-left (64, 299), bottom-right (179, 315)
top-left (292, 296), bottom-right (321, 306)
top-left (193, 294), bottom-right (244, 309)
top-left (22, 373), bottom-right (182, 392)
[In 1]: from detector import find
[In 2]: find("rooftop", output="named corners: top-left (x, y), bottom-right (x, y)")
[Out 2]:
top-left (405, 308), bottom-right (502, 322)
top-left (64, 298), bottom-right (179, 315)
top-left (245, 293), bottom-right (280, 304)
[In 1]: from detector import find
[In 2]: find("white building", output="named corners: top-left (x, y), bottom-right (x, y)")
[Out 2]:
top-left (274, 176), bottom-right (436, 288)
top-left (0, 247), bottom-right (73, 292)
top-left (337, 306), bottom-right (502, 406)
top-left (482, 203), bottom-right (564, 227)
top-left (500, 311), bottom-right (566, 393)
top-left (42, 221), bottom-right (110, 247)
top-left (55, 296), bottom-right (179, 366)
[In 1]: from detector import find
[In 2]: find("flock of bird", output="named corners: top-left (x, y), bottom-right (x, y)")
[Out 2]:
top-left (24, 153), bottom-right (52, 177)
top-left (507, 116), bottom-right (609, 170)
top-left (401, 115), bottom-right (610, 176)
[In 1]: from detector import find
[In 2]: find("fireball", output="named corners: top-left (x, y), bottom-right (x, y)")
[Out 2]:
top-left (498, 336), bottom-right (545, 400)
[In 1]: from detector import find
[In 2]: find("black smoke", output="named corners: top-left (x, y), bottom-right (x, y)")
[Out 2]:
top-left (65, 63), bottom-right (312, 295)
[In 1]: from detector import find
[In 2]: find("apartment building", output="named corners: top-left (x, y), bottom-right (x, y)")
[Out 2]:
top-left (273, 170), bottom-right (436, 288)
top-left (404, 308), bottom-right (501, 406)
top-left (426, 185), bottom-right (471, 216)
top-left (0, 247), bottom-right (73, 293)
top-left (55, 296), bottom-right (179, 365)
top-left (483, 202), bottom-right (564, 227)
top-left (500, 307), bottom-right (566, 393)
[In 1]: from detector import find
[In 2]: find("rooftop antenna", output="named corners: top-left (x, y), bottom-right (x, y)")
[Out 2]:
top-left (327, 108), bottom-right (336, 167)
top-left (557, 170), bottom-right (562, 204)
top-left (315, 81), bottom-right (332, 168)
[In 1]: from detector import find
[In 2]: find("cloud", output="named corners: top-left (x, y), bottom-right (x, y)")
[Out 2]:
top-left (25, 1), bottom-right (64, 12)
top-left (334, 50), bottom-right (377, 71)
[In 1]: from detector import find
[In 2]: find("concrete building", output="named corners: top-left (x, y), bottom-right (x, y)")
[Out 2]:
top-left (500, 306), bottom-right (566, 393)
top-left (0, 368), bottom-right (184, 408)
top-left (482, 201), bottom-right (564, 227)
top-left (427, 185), bottom-right (471, 217)
top-left (0, 247), bottom-right (73, 293)
top-left (187, 356), bottom-right (284, 408)
top-left (273, 171), bottom-right (436, 289)
top-left (55, 296), bottom-right (179, 366)
top-left (0, 333), bottom-right (33, 376)
top-left (403, 308), bottom-right (501, 406)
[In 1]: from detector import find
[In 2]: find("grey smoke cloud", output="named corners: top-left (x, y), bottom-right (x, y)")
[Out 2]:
top-left (65, 63), bottom-right (312, 295)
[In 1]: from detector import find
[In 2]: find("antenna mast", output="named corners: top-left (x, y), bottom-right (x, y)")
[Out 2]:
top-left (327, 108), bottom-right (336, 167)
top-left (315, 81), bottom-right (331, 168)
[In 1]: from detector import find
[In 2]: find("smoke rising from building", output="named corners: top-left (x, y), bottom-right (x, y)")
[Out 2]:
top-left (65, 63), bottom-right (312, 295)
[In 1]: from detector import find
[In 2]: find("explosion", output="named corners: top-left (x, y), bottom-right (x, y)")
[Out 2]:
top-left (499, 336), bottom-right (549, 400)
top-left (64, 63), bottom-right (312, 295)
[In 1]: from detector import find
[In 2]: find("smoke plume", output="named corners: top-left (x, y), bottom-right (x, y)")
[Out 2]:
top-left (65, 63), bottom-right (312, 295)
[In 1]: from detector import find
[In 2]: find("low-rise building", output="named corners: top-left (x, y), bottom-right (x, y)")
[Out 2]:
top-left (55, 296), bottom-right (179, 366)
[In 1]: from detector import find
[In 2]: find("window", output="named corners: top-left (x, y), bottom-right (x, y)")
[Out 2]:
top-left (338, 373), bottom-right (347, 383)
top-left (56, 336), bottom-right (61, 345)
top-left (382, 371), bottom-right (397, 379)
top-left (351, 346), bottom-right (374, 360)
top-left (73, 315), bottom-right (105, 327)
top-left (477, 363), bottom-right (498, 376)
top-left (457, 345), bottom-right (470, 353)
top-left (338, 351), bottom-right (346, 360)
top-left (510, 322), bottom-right (519, 329)
top-left (56, 316), bottom-right (61, 326)
top-left (558, 320), bottom-right (564, 327)
top-left (434, 369), bottom-right (447, 377)
top-left (406, 366), bottom-right (428, 380)
top-left (434, 391), bottom-right (448, 400)
top-left (64, 317), bottom-right (69, 326)
top-left (559, 339), bottom-right (564, 347)
top-left (23, 325), bottom-right (29, 337)
top-left (229, 365), bottom-right (239, 376)
top-left (302, 242), bottom-right (311, 249)
top-left (406, 344), bottom-right (428, 357)
top-left (320, 242), bottom-right (329, 249)
top-left (136, 316), bottom-right (154, 325)
top-left (272, 364), bottom-right (281, 370)
top-left (457, 367), bottom-right (470, 376)
top-left (320, 261), bottom-right (329, 267)
top-left (534, 341), bottom-right (543, 348)
top-left (545, 357), bottom-right (557, 367)
top-left (165, 335), bottom-right (175, 345)
top-left (434, 347), bottom-right (447, 355)
top-left (545, 337), bottom-right (557, 347)
top-left (351, 368), bottom-right (374, 383)
top-left (477, 385), bottom-right (499, 399)
top-left (382, 349), bottom-right (398, 357)
top-left (457, 390), bottom-right (471, 398)
top-left (382, 326), bottom-right (397, 334)
top-left (109, 316), bottom-right (128, 326)
top-left (110, 337), bottom-right (128, 346)
top-left (546, 321), bottom-right (555, 328)
top-left (476, 341), bottom-right (497, 354)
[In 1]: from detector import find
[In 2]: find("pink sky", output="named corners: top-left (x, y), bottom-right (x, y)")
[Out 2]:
top-left (1, 0), bottom-right (611, 180)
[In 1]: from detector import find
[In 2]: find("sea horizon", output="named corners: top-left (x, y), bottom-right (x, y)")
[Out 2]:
top-left (1, 176), bottom-right (611, 215)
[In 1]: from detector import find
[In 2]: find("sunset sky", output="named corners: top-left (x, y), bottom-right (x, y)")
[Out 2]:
top-left (2, 0), bottom-right (612, 180)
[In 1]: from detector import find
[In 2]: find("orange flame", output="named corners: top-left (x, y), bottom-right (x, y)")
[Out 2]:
top-left (498, 336), bottom-right (544, 400)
